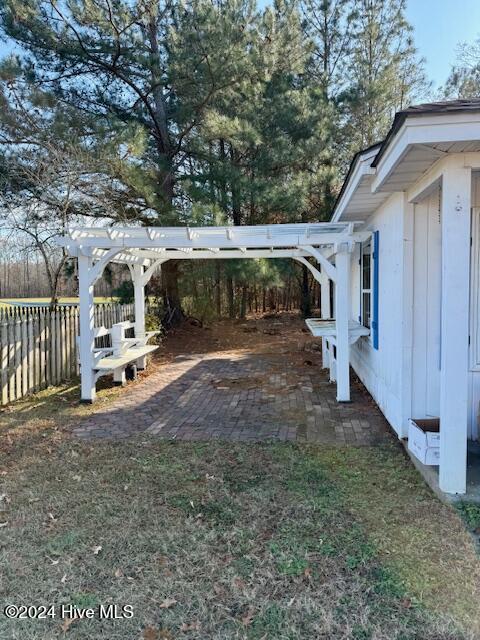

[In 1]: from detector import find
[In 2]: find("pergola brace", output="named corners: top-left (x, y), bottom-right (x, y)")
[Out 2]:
top-left (300, 245), bottom-right (337, 282)
top-left (293, 257), bottom-right (322, 284)
top-left (89, 248), bottom-right (125, 286)
top-left (140, 258), bottom-right (167, 287)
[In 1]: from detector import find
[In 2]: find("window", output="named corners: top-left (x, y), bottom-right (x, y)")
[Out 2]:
top-left (361, 238), bottom-right (372, 329)
top-left (372, 231), bottom-right (379, 350)
top-left (360, 232), bottom-right (379, 349)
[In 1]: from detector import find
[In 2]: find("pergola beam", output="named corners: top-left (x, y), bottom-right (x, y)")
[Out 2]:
top-left (58, 223), bottom-right (369, 253)
top-left (62, 233), bottom-right (365, 250)
top-left (79, 247), bottom-right (327, 266)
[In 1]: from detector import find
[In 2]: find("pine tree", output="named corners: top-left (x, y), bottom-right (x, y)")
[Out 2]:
top-left (0, 0), bottom-right (273, 321)
top-left (301, 0), bottom-right (357, 100)
top-left (443, 38), bottom-right (480, 98)
top-left (0, 0), bottom-right (430, 318)
top-left (341, 0), bottom-right (429, 154)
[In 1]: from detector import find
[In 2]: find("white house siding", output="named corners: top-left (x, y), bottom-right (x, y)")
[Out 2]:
top-left (468, 173), bottom-right (480, 440)
top-left (347, 174), bottom-right (480, 442)
top-left (411, 188), bottom-right (442, 421)
top-left (348, 192), bottom-right (405, 435)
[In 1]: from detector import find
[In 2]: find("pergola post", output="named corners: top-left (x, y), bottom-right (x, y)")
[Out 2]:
top-left (439, 162), bottom-right (471, 494)
top-left (133, 264), bottom-right (146, 340)
top-left (320, 267), bottom-right (331, 369)
top-left (335, 248), bottom-right (351, 402)
top-left (78, 253), bottom-right (96, 403)
top-left (132, 264), bottom-right (147, 370)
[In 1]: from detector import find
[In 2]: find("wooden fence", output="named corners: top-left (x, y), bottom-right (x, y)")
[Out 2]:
top-left (0, 303), bottom-right (135, 405)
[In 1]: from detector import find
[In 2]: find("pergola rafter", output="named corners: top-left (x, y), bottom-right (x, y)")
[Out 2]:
top-left (57, 222), bottom-right (369, 403)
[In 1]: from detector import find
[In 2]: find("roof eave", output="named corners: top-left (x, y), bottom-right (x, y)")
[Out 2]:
top-left (331, 144), bottom-right (380, 222)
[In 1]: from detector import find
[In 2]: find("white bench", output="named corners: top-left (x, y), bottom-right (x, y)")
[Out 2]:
top-left (305, 318), bottom-right (370, 344)
top-left (77, 321), bottom-right (160, 386)
top-left (305, 318), bottom-right (369, 382)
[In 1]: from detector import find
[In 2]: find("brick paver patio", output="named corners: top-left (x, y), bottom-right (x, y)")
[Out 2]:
top-left (73, 320), bottom-right (391, 444)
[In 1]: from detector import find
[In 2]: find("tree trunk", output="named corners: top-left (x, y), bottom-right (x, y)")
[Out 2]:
top-left (230, 147), bottom-right (242, 225)
top-left (300, 264), bottom-right (311, 318)
top-left (268, 288), bottom-right (276, 311)
top-left (162, 261), bottom-right (184, 327)
top-left (215, 261), bottom-right (222, 318)
top-left (239, 285), bottom-right (248, 319)
top-left (226, 276), bottom-right (235, 318)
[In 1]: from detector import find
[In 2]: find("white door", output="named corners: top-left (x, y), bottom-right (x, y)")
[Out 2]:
top-left (411, 189), bottom-right (442, 418)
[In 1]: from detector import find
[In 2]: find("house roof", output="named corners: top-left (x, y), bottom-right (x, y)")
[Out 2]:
top-left (332, 142), bottom-right (383, 218)
top-left (332, 98), bottom-right (480, 222)
top-left (371, 98), bottom-right (480, 168)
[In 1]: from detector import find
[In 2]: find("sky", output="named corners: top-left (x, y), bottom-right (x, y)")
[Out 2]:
top-left (406, 0), bottom-right (480, 89)
top-left (0, 1), bottom-right (477, 94)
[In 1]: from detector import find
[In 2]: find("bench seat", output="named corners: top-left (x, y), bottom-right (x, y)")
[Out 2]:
top-left (305, 318), bottom-right (369, 345)
top-left (95, 344), bottom-right (159, 371)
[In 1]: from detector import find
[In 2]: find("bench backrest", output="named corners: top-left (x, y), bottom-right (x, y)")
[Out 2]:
top-left (111, 321), bottom-right (135, 356)
top-left (76, 325), bottom-right (112, 364)
top-left (94, 326), bottom-right (110, 338)
top-left (76, 322), bottom-right (137, 361)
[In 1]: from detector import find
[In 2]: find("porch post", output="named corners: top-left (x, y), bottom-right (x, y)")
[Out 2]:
top-left (320, 267), bottom-right (331, 369)
top-left (78, 253), bottom-right (96, 403)
top-left (133, 264), bottom-right (146, 340)
top-left (439, 161), bottom-right (471, 494)
top-left (335, 248), bottom-right (351, 402)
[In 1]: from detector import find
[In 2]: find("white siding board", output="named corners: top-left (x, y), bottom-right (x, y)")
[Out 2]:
top-left (468, 174), bottom-right (480, 439)
top-left (348, 192), bottom-right (404, 435)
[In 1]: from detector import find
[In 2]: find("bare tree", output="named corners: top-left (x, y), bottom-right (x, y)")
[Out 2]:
top-left (0, 145), bottom-right (90, 307)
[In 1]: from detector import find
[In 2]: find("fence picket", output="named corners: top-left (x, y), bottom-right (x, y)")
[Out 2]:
top-left (1, 322), bottom-right (8, 406)
top-left (34, 313), bottom-right (41, 391)
top-left (0, 303), bottom-right (136, 404)
top-left (8, 320), bottom-right (15, 403)
top-left (27, 316), bottom-right (34, 392)
top-left (14, 321), bottom-right (22, 400)
top-left (55, 310), bottom-right (61, 384)
top-left (21, 318), bottom-right (28, 397)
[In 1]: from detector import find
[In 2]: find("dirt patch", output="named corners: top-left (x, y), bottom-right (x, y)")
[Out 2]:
top-left (155, 312), bottom-right (312, 361)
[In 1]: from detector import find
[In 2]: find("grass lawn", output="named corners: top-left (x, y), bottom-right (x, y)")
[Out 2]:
top-left (1, 381), bottom-right (480, 639)
top-left (0, 297), bottom-right (116, 309)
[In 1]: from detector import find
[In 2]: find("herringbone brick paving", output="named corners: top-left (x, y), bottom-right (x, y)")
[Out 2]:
top-left (72, 316), bottom-right (391, 444)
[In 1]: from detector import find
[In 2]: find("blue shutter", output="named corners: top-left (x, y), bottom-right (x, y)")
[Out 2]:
top-left (372, 230), bottom-right (379, 350)
top-left (358, 245), bottom-right (362, 323)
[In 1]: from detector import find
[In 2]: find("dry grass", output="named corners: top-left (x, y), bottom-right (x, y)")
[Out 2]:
top-left (0, 316), bottom-right (480, 638)
top-left (0, 422), bottom-right (479, 638)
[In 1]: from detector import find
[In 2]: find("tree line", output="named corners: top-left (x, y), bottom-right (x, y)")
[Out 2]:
top-left (0, 0), bottom-right (439, 321)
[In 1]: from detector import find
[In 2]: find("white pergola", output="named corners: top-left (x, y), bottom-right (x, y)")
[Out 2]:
top-left (57, 222), bottom-right (370, 403)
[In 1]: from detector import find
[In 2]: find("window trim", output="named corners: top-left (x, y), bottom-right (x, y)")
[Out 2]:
top-left (360, 236), bottom-right (373, 333)
top-left (372, 230), bottom-right (379, 350)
